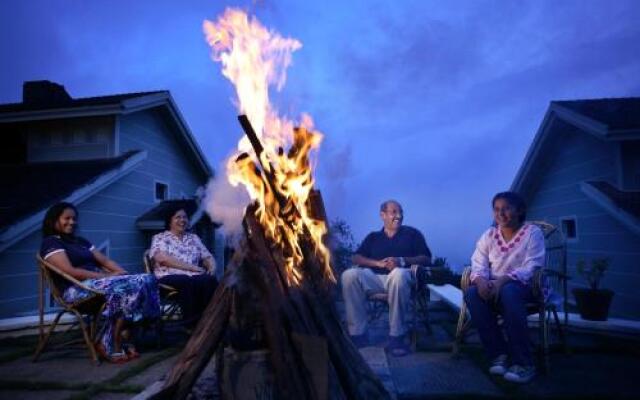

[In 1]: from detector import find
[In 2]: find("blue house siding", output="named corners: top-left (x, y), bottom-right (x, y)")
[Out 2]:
top-left (0, 231), bottom-right (43, 317)
top-left (0, 86), bottom-right (214, 319)
top-left (525, 126), bottom-right (640, 319)
top-left (118, 110), bottom-right (205, 197)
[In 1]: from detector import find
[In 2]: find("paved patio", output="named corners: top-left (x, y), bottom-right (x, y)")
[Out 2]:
top-left (1, 301), bottom-right (639, 399)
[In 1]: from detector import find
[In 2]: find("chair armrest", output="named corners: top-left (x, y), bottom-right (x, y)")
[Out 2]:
top-left (460, 266), bottom-right (472, 292)
top-left (544, 269), bottom-right (571, 281)
top-left (37, 255), bottom-right (104, 296)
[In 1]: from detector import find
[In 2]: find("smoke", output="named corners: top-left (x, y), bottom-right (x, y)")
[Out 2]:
top-left (203, 161), bottom-right (251, 242)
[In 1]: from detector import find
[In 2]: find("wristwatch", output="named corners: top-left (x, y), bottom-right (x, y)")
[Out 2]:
top-left (399, 257), bottom-right (406, 267)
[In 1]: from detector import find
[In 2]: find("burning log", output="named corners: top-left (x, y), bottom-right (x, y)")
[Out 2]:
top-left (151, 117), bottom-right (389, 400)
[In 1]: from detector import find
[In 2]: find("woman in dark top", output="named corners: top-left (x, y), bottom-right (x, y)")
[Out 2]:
top-left (40, 202), bottom-right (160, 363)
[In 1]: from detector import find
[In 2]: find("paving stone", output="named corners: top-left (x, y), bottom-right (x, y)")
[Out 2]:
top-left (0, 389), bottom-right (81, 400)
top-left (124, 353), bottom-right (180, 387)
top-left (389, 352), bottom-right (502, 397)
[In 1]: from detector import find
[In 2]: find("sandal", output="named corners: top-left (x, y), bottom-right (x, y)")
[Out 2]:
top-left (95, 343), bottom-right (130, 364)
top-left (123, 343), bottom-right (140, 359)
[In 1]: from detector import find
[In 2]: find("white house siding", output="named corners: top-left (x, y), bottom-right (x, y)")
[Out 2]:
top-left (526, 127), bottom-right (640, 319)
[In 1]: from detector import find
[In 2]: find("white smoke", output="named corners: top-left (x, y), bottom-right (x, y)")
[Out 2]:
top-left (203, 161), bottom-right (251, 242)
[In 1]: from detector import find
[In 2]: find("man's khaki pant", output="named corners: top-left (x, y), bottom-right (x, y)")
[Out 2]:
top-left (341, 267), bottom-right (413, 337)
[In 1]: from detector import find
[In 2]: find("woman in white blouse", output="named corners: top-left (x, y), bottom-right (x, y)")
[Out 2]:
top-left (149, 206), bottom-right (218, 327)
top-left (467, 191), bottom-right (545, 384)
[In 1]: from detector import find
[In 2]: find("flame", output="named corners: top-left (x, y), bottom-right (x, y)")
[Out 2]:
top-left (204, 8), bottom-right (334, 286)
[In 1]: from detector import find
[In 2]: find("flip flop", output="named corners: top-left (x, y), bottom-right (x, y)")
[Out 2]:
top-left (95, 343), bottom-right (130, 364)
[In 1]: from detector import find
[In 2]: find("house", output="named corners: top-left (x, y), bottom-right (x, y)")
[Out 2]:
top-left (512, 97), bottom-right (640, 319)
top-left (0, 80), bottom-right (218, 319)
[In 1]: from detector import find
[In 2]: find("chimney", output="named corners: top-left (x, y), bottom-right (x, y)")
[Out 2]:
top-left (22, 80), bottom-right (72, 105)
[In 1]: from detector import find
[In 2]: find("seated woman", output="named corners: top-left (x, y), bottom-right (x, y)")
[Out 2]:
top-left (149, 206), bottom-right (218, 327)
top-left (466, 191), bottom-right (545, 384)
top-left (40, 202), bottom-right (161, 363)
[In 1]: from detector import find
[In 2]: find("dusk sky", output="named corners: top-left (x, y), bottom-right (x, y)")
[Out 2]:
top-left (2, 1), bottom-right (639, 268)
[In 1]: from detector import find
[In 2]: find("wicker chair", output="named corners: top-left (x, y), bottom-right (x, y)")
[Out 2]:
top-left (143, 250), bottom-right (182, 323)
top-left (453, 221), bottom-right (570, 372)
top-left (367, 265), bottom-right (434, 350)
top-left (33, 254), bottom-right (106, 364)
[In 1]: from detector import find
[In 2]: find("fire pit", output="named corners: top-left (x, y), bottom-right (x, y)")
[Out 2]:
top-left (150, 8), bottom-right (389, 400)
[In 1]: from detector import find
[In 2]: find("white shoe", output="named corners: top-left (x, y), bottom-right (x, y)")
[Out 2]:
top-left (503, 364), bottom-right (536, 383)
top-left (489, 354), bottom-right (508, 375)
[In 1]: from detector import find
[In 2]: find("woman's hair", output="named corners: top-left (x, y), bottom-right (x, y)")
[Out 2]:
top-left (492, 191), bottom-right (527, 223)
top-left (42, 202), bottom-right (78, 238)
top-left (164, 205), bottom-right (189, 231)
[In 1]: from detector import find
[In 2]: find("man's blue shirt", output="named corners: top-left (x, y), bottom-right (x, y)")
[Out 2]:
top-left (355, 225), bottom-right (431, 274)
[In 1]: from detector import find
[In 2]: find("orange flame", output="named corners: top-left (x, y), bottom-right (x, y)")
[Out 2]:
top-left (204, 8), bottom-right (334, 286)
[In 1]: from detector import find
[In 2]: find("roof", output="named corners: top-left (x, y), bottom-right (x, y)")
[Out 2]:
top-left (585, 181), bottom-right (640, 219)
top-left (0, 91), bottom-right (165, 114)
top-left (512, 97), bottom-right (640, 195)
top-left (136, 199), bottom-right (217, 231)
top-left (580, 181), bottom-right (640, 236)
top-left (553, 98), bottom-right (640, 131)
top-left (0, 150), bottom-right (147, 252)
top-left (0, 81), bottom-right (212, 178)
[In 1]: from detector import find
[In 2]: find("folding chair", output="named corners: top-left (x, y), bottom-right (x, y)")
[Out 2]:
top-left (33, 254), bottom-right (105, 364)
top-left (453, 221), bottom-right (570, 372)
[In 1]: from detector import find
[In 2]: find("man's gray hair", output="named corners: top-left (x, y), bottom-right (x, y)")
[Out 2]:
top-left (380, 200), bottom-right (403, 213)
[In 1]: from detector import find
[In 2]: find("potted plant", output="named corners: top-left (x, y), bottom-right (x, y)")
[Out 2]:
top-left (572, 258), bottom-right (614, 321)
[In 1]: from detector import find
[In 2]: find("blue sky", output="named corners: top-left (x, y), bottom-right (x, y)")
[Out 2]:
top-left (2, 0), bottom-right (639, 267)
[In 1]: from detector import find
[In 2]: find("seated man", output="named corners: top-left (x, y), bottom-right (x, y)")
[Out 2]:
top-left (342, 200), bottom-right (431, 356)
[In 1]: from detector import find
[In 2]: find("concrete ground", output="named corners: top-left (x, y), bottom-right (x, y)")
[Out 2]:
top-left (1, 302), bottom-right (639, 399)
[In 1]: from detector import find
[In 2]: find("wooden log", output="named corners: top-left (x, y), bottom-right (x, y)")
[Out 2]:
top-left (151, 280), bottom-right (232, 400)
top-left (245, 203), bottom-right (389, 399)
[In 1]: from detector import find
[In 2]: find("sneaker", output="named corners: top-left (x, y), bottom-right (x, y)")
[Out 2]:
top-left (350, 333), bottom-right (369, 348)
top-left (489, 354), bottom-right (508, 375)
top-left (503, 364), bottom-right (536, 383)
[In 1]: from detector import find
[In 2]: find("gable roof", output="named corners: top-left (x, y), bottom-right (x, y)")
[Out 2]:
top-left (0, 150), bottom-right (147, 252)
top-left (0, 81), bottom-right (212, 178)
top-left (554, 98), bottom-right (640, 132)
top-left (0, 91), bottom-right (165, 114)
top-left (512, 97), bottom-right (640, 194)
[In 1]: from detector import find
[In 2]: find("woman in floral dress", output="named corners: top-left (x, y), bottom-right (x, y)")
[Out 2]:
top-left (40, 202), bottom-right (160, 363)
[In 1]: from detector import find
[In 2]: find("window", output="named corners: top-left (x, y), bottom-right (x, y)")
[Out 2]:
top-left (155, 181), bottom-right (168, 202)
top-left (560, 217), bottom-right (577, 241)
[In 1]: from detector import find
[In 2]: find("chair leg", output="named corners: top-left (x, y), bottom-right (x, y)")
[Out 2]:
top-left (540, 308), bottom-right (549, 374)
top-left (453, 302), bottom-right (468, 355)
top-left (72, 310), bottom-right (100, 364)
top-left (552, 308), bottom-right (568, 354)
top-left (33, 311), bottom-right (65, 362)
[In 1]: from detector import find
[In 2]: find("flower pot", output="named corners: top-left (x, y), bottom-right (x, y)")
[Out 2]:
top-left (572, 288), bottom-right (614, 321)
